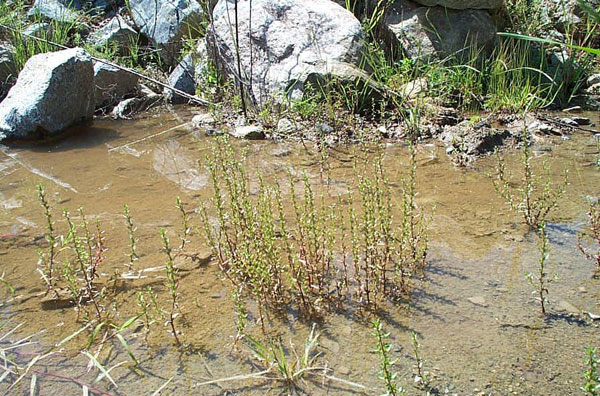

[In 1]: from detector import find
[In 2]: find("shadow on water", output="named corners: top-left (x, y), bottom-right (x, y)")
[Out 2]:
top-left (20, 126), bottom-right (122, 152)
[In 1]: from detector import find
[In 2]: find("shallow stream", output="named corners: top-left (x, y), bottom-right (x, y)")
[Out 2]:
top-left (0, 107), bottom-right (598, 395)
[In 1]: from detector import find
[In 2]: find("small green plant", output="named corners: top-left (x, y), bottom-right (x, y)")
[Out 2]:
top-left (578, 202), bottom-right (600, 273)
top-left (410, 331), bottom-right (427, 388)
top-left (582, 347), bottom-right (600, 396)
top-left (123, 204), bottom-right (138, 272)
top-left (232, 288), bottom-right (247, 344)
top-left (160, 228), bottom-right (181, 346)
top-left (526, 222), bottom-right (556, 316)
top-left (36, 184), bottom-right (56, 292)
top-left (136, 285), bottom-right (163, 339)
top-left (175, 196), bottom-right (190, 252)
top-left (0, 272), bottom-right (14, 295)
top-left (491, 132), bottom-right (568, 230)
top-left (372, 318), bottom-right (402, 396)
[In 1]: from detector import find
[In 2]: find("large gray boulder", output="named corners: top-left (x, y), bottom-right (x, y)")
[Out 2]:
top-left (0, 48), bottom-right (94, 141)
top-left (164, 53), bottom-right (196, 103)
top-left (89, 16), bottom-right (138, 54)
top-left (207, 0), bottom-right (365, 107)
top-left (94, 62), bottom-right (139, 108)
top-left (128, 0), bottom-right (204, 65)
top-left (412, 0), bottom-right (503, 9)
top-left (28, 0), bottom-right (82, 23)
top-left (383, 0), bottom-right (497, 60)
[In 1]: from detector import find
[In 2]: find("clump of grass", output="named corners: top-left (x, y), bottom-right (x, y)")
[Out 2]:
top-left (372, 318), bottom-right (402, 396)
top-left (582, 347), bottom-right (600, 396)
top-left (526, 222), bottom-right (556, 316)
top-left (490, 131), bottom-right (568, 231)
top-left (578, 202), bottom-right (600, 274)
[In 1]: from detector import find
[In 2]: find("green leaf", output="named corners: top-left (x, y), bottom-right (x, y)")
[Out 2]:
top-left (498, 32), bottom-right (600, 57)
top-left (119, 314), bottom-right (142, 332)
top-left (115, 332), bottom-right (139, 365)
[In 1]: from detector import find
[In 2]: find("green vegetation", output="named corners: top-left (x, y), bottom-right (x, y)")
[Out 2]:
top-left (525, 222), bottom-right (556, 316)
top-left (582, 347), bottom-right (600, 396)
top-left (372, 318), bottom-right (402, 396)
top-left (578, 202), bottom-right (600, 273)
top-left (490, 130), bottom-right (568, 231)
top-left (200, 136), bottom-right (429, 320)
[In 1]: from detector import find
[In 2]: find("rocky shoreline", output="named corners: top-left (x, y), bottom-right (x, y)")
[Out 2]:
top-left (0, 0), bottom-right (598, 162)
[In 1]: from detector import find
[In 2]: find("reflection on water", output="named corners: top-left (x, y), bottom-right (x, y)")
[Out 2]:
top-left (0, 107), bottom-right (599, 395)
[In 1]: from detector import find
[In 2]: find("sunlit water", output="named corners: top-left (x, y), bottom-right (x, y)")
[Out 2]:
top-left (0, 107), bottom-right (598, 395)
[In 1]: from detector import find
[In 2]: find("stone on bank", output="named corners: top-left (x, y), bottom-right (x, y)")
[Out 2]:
top-left (207, 0), bottom-right (366, 107)
top-left (0, 48), bottom-right (94, 141)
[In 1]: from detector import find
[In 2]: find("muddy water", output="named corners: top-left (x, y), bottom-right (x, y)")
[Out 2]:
top-left (0, 107), bottom-right (598, 395)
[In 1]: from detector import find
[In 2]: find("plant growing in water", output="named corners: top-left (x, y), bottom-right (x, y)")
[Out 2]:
top-left (36, 184), bottom-right (56, 292)
top-left (410, 330), bottom-right (427, 389)
top-left (200, 136), bottom-right (430, 320)
top-left (490, 131), bottom-right (568, 230)
top-left (123, 204), bottom-right (138, 272)
top-left (526, 222), bottom-right (556, 316)
top-left (160, 228), bottom-right (181, 346)
top-left (372, 318), bottom-right (402, 396)
top-left (578, 202), bottom-right (600, 274)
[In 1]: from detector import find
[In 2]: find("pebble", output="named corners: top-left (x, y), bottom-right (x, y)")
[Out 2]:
top-left (468, 296), bottom-right (488, 307)
top-left (559, 117), bottom-right (578, 127)
top-left (557, 300), bottom-right (580, 315)
top-left (276, 118), bottom-right (296, 135)
top-left (191, 113), bottom-right (215, 128)
top-left (572, 116), bottom-right (591, 126)
top-left (229, 125), bottom-right (265, 140)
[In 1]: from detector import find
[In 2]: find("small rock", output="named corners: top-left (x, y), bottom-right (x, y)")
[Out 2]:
top-left (557, 300), bottom-right (580, 315)
top-left (585, 83), bottom-right (600, 95)
top-left (94, 62), bottom-right (139, 108)
top-left (272, 146), bottom-right (292, 158)
top-left (129, 0), bottom-right (203, 65)
top-left (28, 0), bottom-right (81, 23)
top-left (337, 366), bottom-right (351, 375)
top-left (587, 312), bottom-right (600, 320)
top-left (191, 113), bottom-right (215, 128)
top-left (399, 78), bottom-right (427, 99)
top-left (276, 118), bottom-right (296, 135)
top-left (0, 44), bottom-right (16, 86)
top-left (230, 125), bottom-right (264, 140)
top-left (89, 16), bottom-right (138, 55)
top-left (572, 116), bottom-right (591, 126)
top-left (316, 122), bottom-right (334, 134)
top-left (468, 296), bottom-right (488, 307)
top-left (587, 73), bottom-right (600, 87)
top-left (560, 117), bottom-right (578, 127)
top-left (111, 84), bottom-right (162, 119)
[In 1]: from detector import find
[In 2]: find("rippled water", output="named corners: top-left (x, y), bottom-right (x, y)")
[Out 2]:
top-left (0, 107), bottom-right (598, 395)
